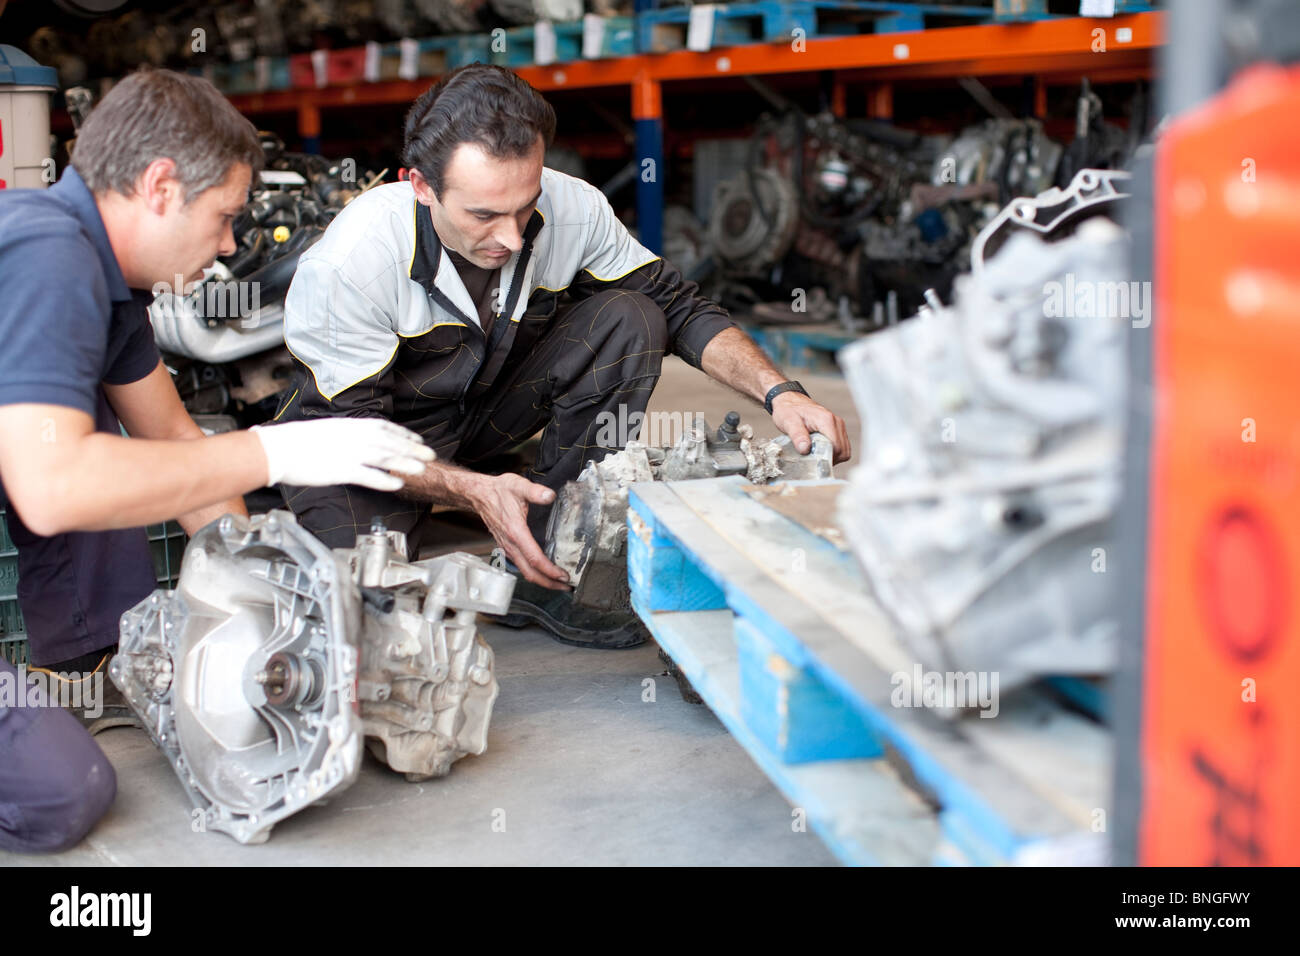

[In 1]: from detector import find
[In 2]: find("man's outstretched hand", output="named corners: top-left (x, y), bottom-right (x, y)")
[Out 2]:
top-left (770, 391), bottom-right (852, 464)
top-left (470, 473), bottom-right (571, 591)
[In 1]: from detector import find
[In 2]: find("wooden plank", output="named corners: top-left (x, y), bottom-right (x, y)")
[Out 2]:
top-left (626, 507), bottom-right (727, 613)
top-left (634, 602), bottom-right (942, 865)
top-left (629, 476), bottom-right (1109, 862)
top-left (967, 692), bottom-right (1111, 828)
top-left (740, 482), bottom-right (850, 551)
top-left (650, 477), bottom-right (940, 677)
top-left (735, 616), bottom-right (880, 763)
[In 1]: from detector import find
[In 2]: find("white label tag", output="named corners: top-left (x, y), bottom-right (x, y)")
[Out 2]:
top-left (310, 49), bottom-right (328, 87)
top-left (687, 5), bottom-right (717, 52)
top-left (364, 41), bottom-right (381, 82)
top-left (399, 37), bottom-right (419, 81)
top-left (583, 13), bottom-right (605, 59)
top-left (535, 21), bottom-right (557, 66)
top-left (1115, 26), bottom-right (1133, 42)
top-left (254, 55), bottom-right (270, 90)
top-left (1079, 0), bottom-right (1116, 16)
top-left (260, 170), bottom-right (309, 186)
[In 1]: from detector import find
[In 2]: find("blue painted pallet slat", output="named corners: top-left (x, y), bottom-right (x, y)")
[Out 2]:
top-left (638, 1), bottom-right (993, 52)
top-left (988, 0), bottom-right (1162, 22)
top-left (269, 57), bottom-right (291, 90)
top-left (627, 477), bottom-right (1111, 866)
top-left (735, 616), bottom-right (881, 763)
top-left (490, 23), bottom-right (585, 68)
top-left (992, 0), bottom-right (1051, 22)
top-left (627, 506), bottom-right (726, 611)
top-left (421, 34), bottom-right (494, 69)
top-left (592, 16), bottom-right (638, 58)
top-left (875, 7), bottom-right (924, 32)
top-left (628, 599), bottom-right (947, 865)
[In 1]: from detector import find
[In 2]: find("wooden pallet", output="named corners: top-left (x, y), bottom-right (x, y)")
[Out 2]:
top-left (993, 0), bottom-right (1160, 23)
top-left (490, 17), bottom-right (638, 67)
top-left (638, 1), bottom-right (993, 54)
top-left (627, 476), bottom-right (1112, 866)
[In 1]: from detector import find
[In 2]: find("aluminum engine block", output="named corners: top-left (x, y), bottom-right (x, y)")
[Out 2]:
top-left (111, 510), bottom-right (513, 843)
top-left (837, 201), bottom-right (1130, 691)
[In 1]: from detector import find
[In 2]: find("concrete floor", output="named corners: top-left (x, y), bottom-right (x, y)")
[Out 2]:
top-left (4, 623), bottom-right (836, 866)
top-left (2, 357), bottom-right (856, 866)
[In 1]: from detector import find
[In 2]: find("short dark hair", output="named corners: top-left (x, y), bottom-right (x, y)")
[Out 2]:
top-left (403, 64), bottom-right (556, 200)
top-left (72, 68), bottom-right (263, 203)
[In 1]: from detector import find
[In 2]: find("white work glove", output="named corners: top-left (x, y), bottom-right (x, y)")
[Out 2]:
top-left (251, 418), bottom-right (435, 492)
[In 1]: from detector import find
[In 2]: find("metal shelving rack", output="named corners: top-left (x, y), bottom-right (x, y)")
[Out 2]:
top-left (225, 10), bottom-right (1161, 251)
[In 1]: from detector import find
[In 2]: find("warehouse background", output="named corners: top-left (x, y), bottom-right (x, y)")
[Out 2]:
top-left (3, 0), bottom-right (1298, 871)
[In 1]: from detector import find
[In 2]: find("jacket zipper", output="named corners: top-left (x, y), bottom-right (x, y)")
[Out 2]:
top-left (457, 240), bottom-right (533, 415)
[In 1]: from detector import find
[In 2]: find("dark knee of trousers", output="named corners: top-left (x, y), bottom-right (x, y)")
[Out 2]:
top-left (0, 706), bottom-right (117, 854)
top-left (38, 740), bottom-right (116, 853)
top-left (280, 484), bottom-right (434, 558)
top-left (584, 289), bottom-right (669, 357)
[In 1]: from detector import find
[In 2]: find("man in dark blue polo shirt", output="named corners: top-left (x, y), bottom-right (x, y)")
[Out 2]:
top-left (0, 69), bottom-right (434, 854)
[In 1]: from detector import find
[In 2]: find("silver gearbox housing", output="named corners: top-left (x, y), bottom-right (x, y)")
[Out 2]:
top-left (112, 511), bottom-right (513, 844)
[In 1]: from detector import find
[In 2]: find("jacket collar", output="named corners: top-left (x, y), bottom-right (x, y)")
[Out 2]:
top-left (408, 199), bottom-right (544, 292)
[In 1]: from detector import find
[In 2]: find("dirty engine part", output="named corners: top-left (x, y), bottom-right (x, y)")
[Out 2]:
top-left (545, 414), bottom-right (833, 611)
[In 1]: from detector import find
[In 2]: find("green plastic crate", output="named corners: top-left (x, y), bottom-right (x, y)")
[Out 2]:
top-left (0, 506), bottom-right (186, 666)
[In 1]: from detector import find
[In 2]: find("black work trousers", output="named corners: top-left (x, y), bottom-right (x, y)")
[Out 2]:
top-left (284, 288), bottom-right (668, 555)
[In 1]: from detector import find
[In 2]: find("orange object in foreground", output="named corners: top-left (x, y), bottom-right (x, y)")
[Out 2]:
top-left (1143, 63), bottom-right (1300, 865)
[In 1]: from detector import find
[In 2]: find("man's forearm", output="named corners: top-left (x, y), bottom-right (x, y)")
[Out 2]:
top-left (26, 431), bottom-right (267, 536)
top-left (395, 457), bottom-right (493, 512)
top-left (169, 420), bottom-right (250, 534)
top-left (178, 496), bottom-right (248, 537)
top-left (699, 327), bottom-right (790, 404)
top-left (701, 327), bottom-right (853, 464)
top-left (104, 363), bottom-right (251, 534)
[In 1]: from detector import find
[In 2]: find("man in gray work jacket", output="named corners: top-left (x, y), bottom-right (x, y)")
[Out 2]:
top-left (277, 64), bottom-right (851, 646)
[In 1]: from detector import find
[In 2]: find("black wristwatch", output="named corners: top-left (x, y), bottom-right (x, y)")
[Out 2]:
top-left (764, 380), bottom-right (809, 414)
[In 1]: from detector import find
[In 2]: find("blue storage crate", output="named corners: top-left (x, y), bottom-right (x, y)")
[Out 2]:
top-left (490, 23), bottom-right (584, 67)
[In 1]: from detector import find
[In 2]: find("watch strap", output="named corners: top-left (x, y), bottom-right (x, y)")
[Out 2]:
top-left (764, 380), bottom-right (809, 414)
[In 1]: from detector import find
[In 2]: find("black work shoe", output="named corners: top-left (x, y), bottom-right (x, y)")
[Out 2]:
top-left (37, 655), bottom-right (144, 736)
top-left (83, 674), bottom-right (145, 736)
top-left (491, 577), bottom-right (649, 649)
